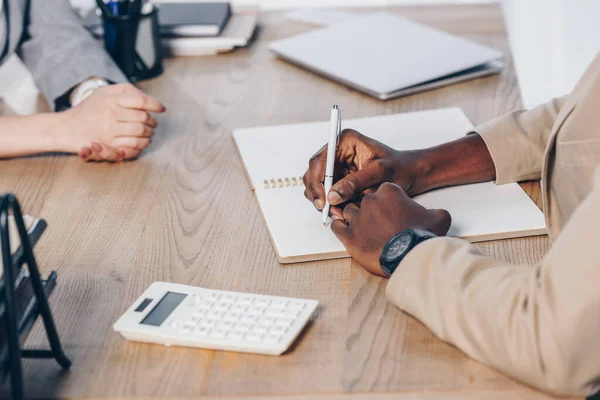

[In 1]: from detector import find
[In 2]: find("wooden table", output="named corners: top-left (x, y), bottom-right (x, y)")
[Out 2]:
top-left (0, 4), bottom-right (570, 399)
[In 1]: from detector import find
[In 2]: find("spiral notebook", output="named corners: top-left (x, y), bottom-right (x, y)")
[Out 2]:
top-left (233, 108), bottom-right (547, 264)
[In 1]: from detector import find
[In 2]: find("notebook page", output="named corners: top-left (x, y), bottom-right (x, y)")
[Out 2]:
top-left (234, 108), bottom-right (474, 189)
top-left (233, 108), bottom-right (547, 263)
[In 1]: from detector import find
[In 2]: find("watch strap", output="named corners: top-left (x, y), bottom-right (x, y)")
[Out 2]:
top-left (380, 229), bottom-right (436, 277)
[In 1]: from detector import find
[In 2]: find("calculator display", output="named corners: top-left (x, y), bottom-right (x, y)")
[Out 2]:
top-left (140, 292), bottom-right (187, 326)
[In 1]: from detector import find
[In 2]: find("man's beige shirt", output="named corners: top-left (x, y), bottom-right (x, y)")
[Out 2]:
top-left (386, 53), bottom-right (600, 396)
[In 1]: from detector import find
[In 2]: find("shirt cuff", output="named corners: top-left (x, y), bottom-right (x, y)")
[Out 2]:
top-left (470, 113), bottom-right (544, 185)
top-left (385, 237), bottom-right (464, 320)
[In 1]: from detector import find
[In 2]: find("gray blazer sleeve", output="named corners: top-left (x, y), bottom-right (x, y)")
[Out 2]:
top-left (16, 0), bottom-right (128, 109)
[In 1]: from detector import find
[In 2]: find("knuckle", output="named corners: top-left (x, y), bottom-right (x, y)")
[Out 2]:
top-left (343, 176), bottom-right (361, 194)
top-left (139, 138), bottom-right (151, 149)
top-left (308, 153), bottom-right (321, 167)
top-left (379, 182), bottom-right (396, 192)
top-left (302, 172), bottom-right (310, 186)
top-left (374, 159), bottom-right (394, 179)
top-left (137, 94), bottom-right (148, 107)
top-left (131, 124), bottom-right (144, 135)
top-left (361, 193), bottom-right (376, 207)
top-left (305, 182), bottom-right (317, 196)
top-left (340, 129), bottom-right (358, 139)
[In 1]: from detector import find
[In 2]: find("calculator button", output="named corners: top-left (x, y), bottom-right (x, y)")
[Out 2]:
top-left (200, 320), bottom-right (217, 328)
top-left (275, 318), bottom-right (294, 328)
top-left (271, 299), bottom-right (289, 309)
top-left (206, 310), bottom-right (224, 320)
top-left (245, 333), bottom-right (262, 342)
top-left (224, 312), bottom-right (242, 322)
top-left (192, 327), bottom-right (211, 337)
top-left (257, 316), bottom-right (276, 327)
top-left (230, 304), bottom-right (248, 313)
top-left (221, 294), bottom-right (238, 303)
top-left (234, 322), bottom-right (251, 332)
top-left (248, 306), bottom-right (265, 316)
top-left (207, 292), bottom-right (221, 301)
top-left (251, 325), bottom-right (268, 335)
top-left (228, 330), bottom-right (245, 340)
top-left (289, 300), bottom-right (306, 310)
top-left (264, 333), bottom-right (282, 343)
top-left (270, 325), bottom-right (287, 335)
top-left (240, 314), bottom-right (258, 324)
top-left (284, 309), bottom-right (301, 318)
top-left (168, 320), bottom-right (182, 329)
top-left (183, 321), bottom-right (196, 329)
top-left (255, 298), bottom-right (271, 307)
top-left (196, 301), bottom-right (214, 310)
top-left (238, 296), bottom-right (254, 305)
top-left (210, 329), bottom-right (228, 338)
top-left (214, 302), bottom-right (231, 312)
top-left (217, 321), bottom-right (235, 330)
top-left (191, 311), bottom-right (206, 319)
top-left (265, 308), bottom-right (287, 317)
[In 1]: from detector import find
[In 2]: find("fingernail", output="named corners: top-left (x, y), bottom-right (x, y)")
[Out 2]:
top-left (328, 191), bottom-right (343, 205)
top-left (91, 142), bottom-right (102, 152)
top-left (119, 150), bottom-right (126, 157)
top-left (315, 199), bottom-right (324, 210)
top-left (331, 214), bottom-right (343, 221)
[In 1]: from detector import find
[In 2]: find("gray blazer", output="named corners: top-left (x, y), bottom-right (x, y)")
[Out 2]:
top-left (2, 0), bottom-right (127, 109)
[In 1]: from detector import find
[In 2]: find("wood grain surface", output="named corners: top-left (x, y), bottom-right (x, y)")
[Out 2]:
top-left (0, 4), bottom-right (568, 399)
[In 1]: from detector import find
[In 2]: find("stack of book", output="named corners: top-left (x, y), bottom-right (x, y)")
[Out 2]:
top-left (85, 2), bottom-right (259, 57)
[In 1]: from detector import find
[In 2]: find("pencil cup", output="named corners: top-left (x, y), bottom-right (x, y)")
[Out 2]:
top-left (101, 7), bottom-right (164, 82)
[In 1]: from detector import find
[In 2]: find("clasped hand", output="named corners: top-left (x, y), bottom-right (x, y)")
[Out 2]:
top-left (54, 83), bottom-right (166, 162)
top-left (303, 129), bottom-right (451, 277)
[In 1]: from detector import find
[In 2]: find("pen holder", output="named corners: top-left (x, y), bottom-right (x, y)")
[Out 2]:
top-left (101, 7), bottom-right (163, 82)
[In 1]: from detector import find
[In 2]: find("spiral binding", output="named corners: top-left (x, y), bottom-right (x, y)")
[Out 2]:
top-left (263, 177), bottom-right (305, 189)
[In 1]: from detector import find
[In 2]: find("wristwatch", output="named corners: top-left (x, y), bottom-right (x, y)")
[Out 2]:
top-left (379, 229), bottom-right (437, 277)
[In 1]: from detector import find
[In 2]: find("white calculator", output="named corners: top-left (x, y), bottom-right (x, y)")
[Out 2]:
top-left (113, 282), bottom-right (319, 356)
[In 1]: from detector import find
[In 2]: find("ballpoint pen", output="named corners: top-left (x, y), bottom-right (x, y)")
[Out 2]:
top-left (322, 105), bottom-right (341, 226)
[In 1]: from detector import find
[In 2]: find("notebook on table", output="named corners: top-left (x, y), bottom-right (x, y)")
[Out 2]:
top-left (269, 13), bottom-right (504, 100)
top-left (233, 108), bottom-right (546, 264)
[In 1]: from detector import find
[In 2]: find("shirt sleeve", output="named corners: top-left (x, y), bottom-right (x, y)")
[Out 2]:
top-left (474, 96), bottom-right (568, 185)
top-left (16, 0), bottom-right (127, 110)
top-left (385, 168), bottom-right (600, 397)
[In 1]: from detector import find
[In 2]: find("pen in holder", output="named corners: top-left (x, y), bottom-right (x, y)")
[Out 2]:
top-left (97, 1), bottom-right (164, 82)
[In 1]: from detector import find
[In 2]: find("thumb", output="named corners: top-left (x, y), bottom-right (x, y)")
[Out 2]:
top-left (328, 162), bottom-right (386, 205)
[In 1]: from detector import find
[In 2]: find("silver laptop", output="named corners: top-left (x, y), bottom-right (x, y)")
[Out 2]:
top-left (269, 13), bottom-right (504, 100)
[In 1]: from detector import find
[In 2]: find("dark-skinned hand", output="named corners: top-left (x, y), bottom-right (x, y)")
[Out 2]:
top-left (303, 129), bottom-right (423, 220)
top-left (331, 183), bottom-right (451, 278)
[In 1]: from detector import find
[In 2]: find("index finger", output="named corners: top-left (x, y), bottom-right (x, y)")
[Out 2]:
top-left (117, 93), bottom-right (166, 113)
top-left (303, 144), bottom-right (327, 210)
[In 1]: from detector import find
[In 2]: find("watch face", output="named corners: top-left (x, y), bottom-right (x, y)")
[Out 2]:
top-left (385, 233), bottom-right (412, 260)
